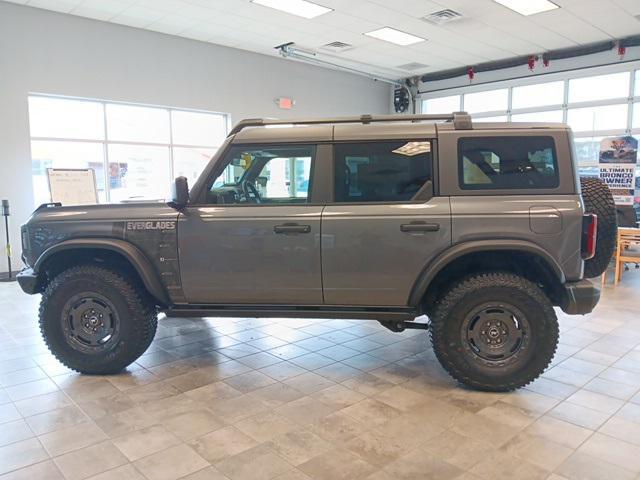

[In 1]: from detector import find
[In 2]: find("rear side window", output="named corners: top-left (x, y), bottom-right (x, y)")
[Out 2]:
top-left (334, 141), bottom-right (432, 202)
top-left (458, 136), bottom-right (559, 190)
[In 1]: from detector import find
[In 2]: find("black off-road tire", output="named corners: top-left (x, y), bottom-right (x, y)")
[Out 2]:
top-left (580, 176), bottom-right (617, 278)
top-left (430, 272), bottom-right (558, 392)
top-left (39, 265), bottom-right (157, 374)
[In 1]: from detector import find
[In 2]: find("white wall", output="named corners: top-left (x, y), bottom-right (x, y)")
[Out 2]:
top-left (0, 2), bottom-right (390, 273)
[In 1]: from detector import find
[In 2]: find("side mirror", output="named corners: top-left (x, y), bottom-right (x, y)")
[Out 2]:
top-left (170, 176), bottom-right (189, 209)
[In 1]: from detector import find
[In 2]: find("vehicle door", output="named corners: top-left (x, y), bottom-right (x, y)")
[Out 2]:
top-left (321, 137), bottom-right (452, 306)
top-left (178, 143), bottom-right (327, 304)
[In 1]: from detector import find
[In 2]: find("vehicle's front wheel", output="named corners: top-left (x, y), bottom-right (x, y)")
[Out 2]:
top-left (39, 265), bottom-right (157, 374)
top-left (430, 272), bottom-right (558, 391)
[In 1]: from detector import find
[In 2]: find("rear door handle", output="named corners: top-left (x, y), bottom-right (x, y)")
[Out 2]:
top-left (400, 222), bottom-right (440, 233)
top-left (274, 224), bottom-right (311, 234)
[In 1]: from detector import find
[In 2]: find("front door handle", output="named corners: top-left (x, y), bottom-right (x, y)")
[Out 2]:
top-left (400, 222), bottom-right (440, 233)
top-left (274, 223), bottom-right (311, 234)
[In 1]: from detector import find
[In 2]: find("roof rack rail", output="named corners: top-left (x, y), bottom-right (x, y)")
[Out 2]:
top-left (227, 111), bottom-right (472, 136)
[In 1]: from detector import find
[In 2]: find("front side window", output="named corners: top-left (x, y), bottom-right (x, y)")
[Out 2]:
top-left (206, 144), bottom-right (315, 204)
top-left (458, 136), bottom-right (559, 190)
top-left (334, 141), bottom-right (432, 203)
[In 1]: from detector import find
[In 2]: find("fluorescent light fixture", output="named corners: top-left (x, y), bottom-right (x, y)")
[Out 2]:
top-left (364, 27), bottom-right (425, 46)
top-left (251, 0), bottom-right (332, 19)
top-left (493, 0), bottom-right (559, 16)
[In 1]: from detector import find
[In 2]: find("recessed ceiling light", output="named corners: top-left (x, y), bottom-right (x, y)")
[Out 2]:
top-left (364, 27), bottom-right (425, 46)
top-left (251, 0), bottom-right (332, 19)
top-left (493, 0), bottom-right (559, 16)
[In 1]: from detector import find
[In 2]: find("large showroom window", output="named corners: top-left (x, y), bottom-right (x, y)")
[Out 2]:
top-left (28, 95), bottom-right (228, 205)
top-left (422, 66), bottom-right (640, 173)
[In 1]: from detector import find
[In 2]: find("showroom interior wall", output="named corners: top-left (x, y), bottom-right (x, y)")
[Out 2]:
top-left (0, 2), bottom-right (390, 273)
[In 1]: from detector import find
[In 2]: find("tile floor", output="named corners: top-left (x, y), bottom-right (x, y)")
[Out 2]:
top-left (0, 270), bottom-right (640, 480)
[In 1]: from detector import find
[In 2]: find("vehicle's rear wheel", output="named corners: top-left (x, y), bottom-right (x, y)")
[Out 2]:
top-left (430, 272), bottom-right (558, 391)
top-left (39, 265), bottom-right (157, 374)
top-left (580, 176), bottom-right (617, 278)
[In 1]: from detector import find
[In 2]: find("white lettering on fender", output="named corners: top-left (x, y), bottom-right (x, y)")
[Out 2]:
top-left (126, 221), bottom-right (176, 230)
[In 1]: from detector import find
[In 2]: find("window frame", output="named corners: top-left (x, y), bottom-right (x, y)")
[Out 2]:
top-left (192, 142), bottom-right (327, 206)
top-left (28, 94), bottom-right (229, 204)
top-left (420, 63), bottom-right (640, 152)
top-left (328, 139), bottom-right (436, 205)
top-left (457, 135), bottom-right (560, 191)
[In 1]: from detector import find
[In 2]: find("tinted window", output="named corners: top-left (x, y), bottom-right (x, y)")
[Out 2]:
top-left (205, 144), bottom-right (314, 204)
top-left (458, 136), bottom-right (559, 190)
top-left (334, 141), bottom-right (432, 202)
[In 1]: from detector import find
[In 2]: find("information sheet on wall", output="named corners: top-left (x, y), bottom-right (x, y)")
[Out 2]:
top-left (47, 168), bottom-right (99, 206)
top-left (599, 136), bottom-right (638, 205)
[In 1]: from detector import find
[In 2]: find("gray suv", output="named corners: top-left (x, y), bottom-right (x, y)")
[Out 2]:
top-left (17, 112), bottom-right (616, 391)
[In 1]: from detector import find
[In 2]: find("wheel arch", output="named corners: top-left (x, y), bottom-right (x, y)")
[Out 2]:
top-left (408, 240), bottom-right (566, 309)
top-left (34, 238), bottom-right (169, 306)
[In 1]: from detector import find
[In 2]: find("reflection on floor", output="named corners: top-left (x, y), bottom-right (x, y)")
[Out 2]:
top-left (0, 270), bottom-right (640, 480)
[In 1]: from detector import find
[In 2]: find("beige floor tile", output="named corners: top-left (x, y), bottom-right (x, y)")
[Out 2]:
top-left (133, 444), bottom-right (209, 480)
top-left (477, 400), bottom-right (540, 429)
top-left (86, 464), bottom-right (146, 480)
top-left (189, 426), bottom-right (258, 464)
top-left (599, 416), bottom-right (640, 446)
top-left (0, 403), bottom-right (21, 424)
top-left (93, 406), bottom-right (157, 438)
top-left (299, 449), bottom-right (376, 480)
top-left (39, 421), bottom-right (108, 457)
top-left (282, 372), bottom-right (336, 395)
top-left (209, 393), bottom-right (270, 423)
top-left (524, 415), bottom-right (593, 449)
top-left (76, 392), bottom-right (137, 420)
top-left (247, 382), bottom-right (305, 408)
top-left (548, 401), bottom-right (611, 430)
top-left (216, 444), bottom-right (292, 480)
top-left (0, 459), bottom-right (62, 480)
top-left (112, 424), bottom-right (181, 461)
top-left (0, 419), bottom-right (34, 447)
top-left (271, 470), bottom-right (312, 480)
top-left (341, 373), bottom-right (395, 397)
top-left (274, 396), bottom-right (336, 426)
top-left (12, 391), bottom-right (73, 418)
top-left (234, 411), bottom-right (298, 442)
top-left (161, 409), bottom-right (226, 441)
top-left (266, 428), bottom-right (332, 466)
top-left (5, 378), bottom-right (59, 402)
top-left (373, 385), bottom-right (429, 412)
top-left (577, 432), bottom-right (640, 472)
top-left (469, 449), bottom-right (548, 480)
top-left (382, 448), bottom-right (464, 480)
top-left (420, 430), bottom-right (493, 470)
top-left (184, 381), bottom-right (242, 404)
top-left (556, 451), bottom-right (637, 480)
top-left (345, 429), bottom-right (412, 468)
top-left (0, 438), bottom-right (49, 475)
top-left (583, 377), bottom-right (639, 400)
top-left (450, 411), bottom-right (520, 447)
top-left (178, 466), bottom-right (229, 480)
top-left (502, 432), bottom-right (573, 471)
top-left (26, 405), bottom-right (88, 435)
top-left (341, 398), bottom-right (402, 428)
top-left (223, 371), bottom-right (276, 393)
top-left (565, 389), bottom-right (626, 415)
top-left (310, 384), bottom-right (366, 410)
top-left (53, 440), bottom-right (127, 480)
top-left (307, 410), bottom-right (370, 444)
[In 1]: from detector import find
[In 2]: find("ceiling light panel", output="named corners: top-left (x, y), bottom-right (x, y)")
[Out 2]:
top-left (250, 0), bottom-right (332, 19)
top-left (493, 0), bottom-right (559, 16)
top-left (364, 27), bottom-right (425, 46)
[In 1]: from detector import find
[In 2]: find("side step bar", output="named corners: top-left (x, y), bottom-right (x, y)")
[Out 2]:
top-left (164, 304), bottom-right (418, 322)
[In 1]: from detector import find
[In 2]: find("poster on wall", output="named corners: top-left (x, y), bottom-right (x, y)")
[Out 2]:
top-left (599, 136), bottom-right (638, 206)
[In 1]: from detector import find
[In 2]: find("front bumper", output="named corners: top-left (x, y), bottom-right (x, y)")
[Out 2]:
top-left (16, 268), bottom-right (39, 295)
top-left (560, 279), bottom-right (600, 315)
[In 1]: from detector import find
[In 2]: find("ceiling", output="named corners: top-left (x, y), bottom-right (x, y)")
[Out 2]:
top-left (5, 0), bottom-right (640, 79)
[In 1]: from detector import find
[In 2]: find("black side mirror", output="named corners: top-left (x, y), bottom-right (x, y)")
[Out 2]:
top-left (170, 176), bottom-right (189, 209)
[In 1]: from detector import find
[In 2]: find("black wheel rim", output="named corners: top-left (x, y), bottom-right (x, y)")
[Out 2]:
top-left (61, 292), bottom-right (120, 354)
top-left (462, 302), bottom-right (530, 366)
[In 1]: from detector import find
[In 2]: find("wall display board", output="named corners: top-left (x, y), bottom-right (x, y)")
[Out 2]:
top-left (599, 136), bottom-right (638, 206)
top-left (47, 168), bottom-right (98, 205)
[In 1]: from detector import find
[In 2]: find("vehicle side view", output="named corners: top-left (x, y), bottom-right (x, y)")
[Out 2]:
top-left (17, 112), bottom-right (617, 391)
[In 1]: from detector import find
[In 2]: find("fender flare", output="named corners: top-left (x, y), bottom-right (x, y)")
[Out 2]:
top-left (34, 238), bottom-right (170, 305)
top-left (407, 239), bottom-right (566, 307)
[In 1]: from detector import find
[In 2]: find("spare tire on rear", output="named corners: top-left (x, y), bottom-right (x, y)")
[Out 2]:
top-left (580, 176), bottom-right (617, 278)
